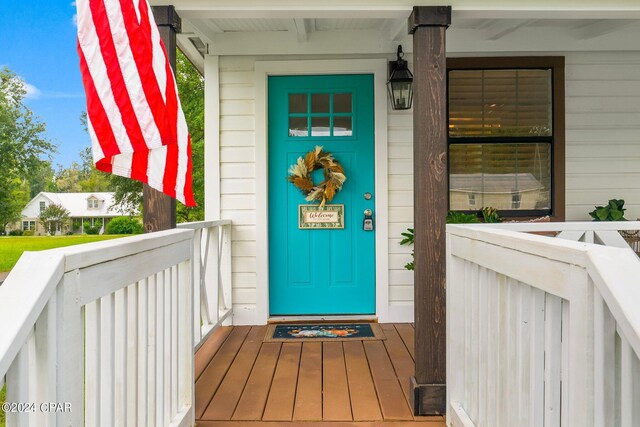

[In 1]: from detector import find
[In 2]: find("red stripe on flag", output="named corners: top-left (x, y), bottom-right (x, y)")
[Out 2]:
top-left (120, 0), bottom-right (171, 145)
top-left (77, 41), bottom-right (120, 160)
top-left (184, 136), bottom-right (196, 206)
top-left (89, 0), bottom-right (148, 181)
top-left (162, 60), bottom-right (179, 197)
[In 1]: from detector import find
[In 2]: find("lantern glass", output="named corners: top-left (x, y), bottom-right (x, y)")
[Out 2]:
top-left (387, 46), bottom-right (414, 110)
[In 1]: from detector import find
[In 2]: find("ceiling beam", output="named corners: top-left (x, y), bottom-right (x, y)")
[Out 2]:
top-left (573, 19), bottom-right (637, 40)
top-left (286, 18), bottom-right (314, 42)
top-left (483, 19), bottom-right (532, 40)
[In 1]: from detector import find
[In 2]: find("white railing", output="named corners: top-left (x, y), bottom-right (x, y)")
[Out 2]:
top-left (447, 221), bottom-right (640, 427)
top-left (0, 220), bottom-right (232, 426)
top-left (177, 220), bottom-right (232, 349)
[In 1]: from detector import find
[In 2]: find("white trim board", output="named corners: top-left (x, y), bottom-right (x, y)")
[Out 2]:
top-left (254, 58), bottom-right (390, 325)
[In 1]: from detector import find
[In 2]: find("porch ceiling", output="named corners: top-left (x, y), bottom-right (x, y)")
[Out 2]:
top-left (151, 0), bottom-right (640, 69)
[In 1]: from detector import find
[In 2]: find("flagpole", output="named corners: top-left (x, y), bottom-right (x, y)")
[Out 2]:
top-left (144, 5), bottom-right (180, 232)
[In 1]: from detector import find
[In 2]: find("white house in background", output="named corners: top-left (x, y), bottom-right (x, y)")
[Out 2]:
top-left (17, 192), bottom-right (122, 235)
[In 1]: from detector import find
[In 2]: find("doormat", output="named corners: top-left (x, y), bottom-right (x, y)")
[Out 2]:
top-left (264, 323), bottom-right (385, 342)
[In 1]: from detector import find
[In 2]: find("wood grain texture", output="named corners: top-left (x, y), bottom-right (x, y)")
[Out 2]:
top-left (395, 323), bottom-right (416, 361)
top-left (293, 342), bottom-right (323, 421)
top-left (412, 9), bottom-right (449, 401)
top-left (322, 342), bottom-right (353, 421)
top-left (232, 342), bottom-right (281, 421)
top-left (195, 327), bottom-right (232, 381)
top-left (262, 343), bottom-right (302, 421)
top-left (202, 326), bottom-right (267, 420)
top-left (382, 324), bottom-right (416, 403)
top-left (343, 341), bottom-right (383, 421)
top-left (197, 421), bottom-right (445, 427)
top-left (194, 326), bottom-right (250, 419)
top-left (364, 341), bottom-right (413, 420)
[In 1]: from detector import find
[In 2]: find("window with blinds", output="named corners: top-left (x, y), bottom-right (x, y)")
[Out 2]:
top-left (447, 58), bottom-right (564, 217)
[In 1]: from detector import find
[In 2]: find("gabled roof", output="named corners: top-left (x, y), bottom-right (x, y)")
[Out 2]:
top-left (23, 192), bottom-right (125, 218)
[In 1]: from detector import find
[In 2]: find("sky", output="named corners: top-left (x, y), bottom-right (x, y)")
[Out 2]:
top-left (1, 1), bottom-right (88, 168)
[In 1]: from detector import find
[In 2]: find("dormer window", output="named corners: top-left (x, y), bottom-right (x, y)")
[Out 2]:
top-left (88, 198), bottom-right (99, 209)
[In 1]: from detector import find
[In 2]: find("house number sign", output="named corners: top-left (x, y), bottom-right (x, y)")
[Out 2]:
top-left (298, 204), bottom-right (344, 229)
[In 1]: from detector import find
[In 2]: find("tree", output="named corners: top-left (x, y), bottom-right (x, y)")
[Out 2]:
top-left (0, 178), bottom-right (30, 232)
top-left (39, 203), bottom-right (70, 235)
top-left (0, 67), bottom-right (55, 229)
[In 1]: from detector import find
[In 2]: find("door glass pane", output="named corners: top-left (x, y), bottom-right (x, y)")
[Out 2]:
top-left (333, 116), bottom-right (352, 136)
top-left (289, 94), bottom-right (307, 113)
top-left (311, 116), bottom-right (330, 136)
top-left (449, 69), bottom-right (552, 137)
top-left (334, 93), bottom-right (352, 113)
top-left (289, 117), bottom-right (308, 137)
top-left (311, 94), bottom-right (330, 113)
top-left (449, 143), bottom-right (551, 211)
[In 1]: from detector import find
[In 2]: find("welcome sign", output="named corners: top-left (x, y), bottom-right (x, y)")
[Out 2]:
top-left (299, 204), bottom-right (344, 229)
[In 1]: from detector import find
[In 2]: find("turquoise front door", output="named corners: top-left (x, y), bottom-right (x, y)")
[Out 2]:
top-left (268, 74), bottom-right (375, 315)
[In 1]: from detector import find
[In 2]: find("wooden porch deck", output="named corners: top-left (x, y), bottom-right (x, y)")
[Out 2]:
top-left (194, 323), bottom-right (445, 427)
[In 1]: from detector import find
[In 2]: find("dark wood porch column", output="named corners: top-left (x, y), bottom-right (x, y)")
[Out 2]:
top-left (409, 5), bottom-right (451, 416)
top-left (143, 5), bottom-right (180, 232)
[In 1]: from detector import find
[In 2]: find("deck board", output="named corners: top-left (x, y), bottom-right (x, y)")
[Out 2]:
top-left (292, 342), bottom-right (323, 421)
top-left (322, 342), bottom-right (353, 421)
top-left (232, 342), bottom-right (281, 421)
top-left (364, 340), bottom-right (414, 421)
top-left (395, 323), bottom-right (416, 362)
top-left (194, 323), bottom-right (445, 426)
top-left (202, 326), bottom-right (268, 420)
top-left (343, 341), bottom-right (383, 421)
top-left (195, 326), bottom-right (251, 419)
top-left (382, 324), bottom-right (418, 404)
top-left (262, 343), bottom-right (303, 421)
top-left (195, 326), bottom-right (232, 381)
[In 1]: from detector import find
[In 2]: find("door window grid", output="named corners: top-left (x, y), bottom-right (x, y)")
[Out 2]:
top-left (288, 92), bottom-right (353, 138)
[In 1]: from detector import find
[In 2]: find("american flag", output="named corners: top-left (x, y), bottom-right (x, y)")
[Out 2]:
top-left (76, 0), bottom-right (196, 206)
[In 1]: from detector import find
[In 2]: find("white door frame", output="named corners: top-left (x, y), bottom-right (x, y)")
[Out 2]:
top-left (254, 58), bottom-right (390, 324)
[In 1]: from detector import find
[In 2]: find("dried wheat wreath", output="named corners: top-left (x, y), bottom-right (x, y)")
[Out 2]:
top-left (288, 146), bottom-right (346, 207)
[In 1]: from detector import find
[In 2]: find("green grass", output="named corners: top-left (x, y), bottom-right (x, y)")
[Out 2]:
top-left (0, 235), bottom-right (126, 272)
top-left (0, 385), bottom-right (4, 425)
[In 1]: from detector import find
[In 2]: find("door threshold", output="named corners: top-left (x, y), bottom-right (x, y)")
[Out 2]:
top-left (268, 314), bottom-right (378, 324)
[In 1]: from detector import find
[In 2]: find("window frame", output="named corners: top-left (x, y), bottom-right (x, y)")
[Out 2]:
top-left (39, 201), bottom-right (46, 213)
top-left (446, 56), bottom-right (565, 221)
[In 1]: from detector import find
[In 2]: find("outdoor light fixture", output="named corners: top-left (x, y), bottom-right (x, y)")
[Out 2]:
top-left (387, 45), bottom-right (414, 110)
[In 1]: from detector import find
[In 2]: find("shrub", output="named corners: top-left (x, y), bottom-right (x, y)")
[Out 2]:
top-left (8, 229), bottom-right (23, 236)
top-left (106, 217), bottom-right (143, 235)
top-left (65, 231), bottom-right (74, 236)
top-left (589, 199), bottom-right (626, 221)
top-left (22, 230), bottom-right (34, 236)
top-left (85, 226), bottom-right (101, 235)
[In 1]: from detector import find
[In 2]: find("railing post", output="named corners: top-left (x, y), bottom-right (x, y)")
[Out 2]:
top-left (220, 223), bottom-right (232, 325)
top-left (192, 228), bottom-right (203, 346)
top-left (56, 270), bottom-right (85, 427)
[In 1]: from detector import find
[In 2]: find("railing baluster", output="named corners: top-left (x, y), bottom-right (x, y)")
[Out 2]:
top-left (114, 289), bottom-right (127, 426)
top-left (544, 294), bottom-right (562, 427)
top-left (529, 288), bottom-right (545, 427)
top-left (594, 289), bottom-right (616, 427)
top-left (192, 228), bottom-right (203, 346)
top-left (171, 265), bottom-right (179, 418)
top-left (85, 300), bottom-right (100, 427)
top-left (6, 338), bottom-right (30, 427)
top-left (100, 293), bottom-right (115, 427)
top-left (126, 283), bottom-right (138, 427)
top-left (147, 274), bottom-right (157, 427)
top-left (155, 270), bottom-right (166, 425)
top-left (34, 298), bottom-right (57, 427)
top-left (137, 278), bottom-right (148, 427)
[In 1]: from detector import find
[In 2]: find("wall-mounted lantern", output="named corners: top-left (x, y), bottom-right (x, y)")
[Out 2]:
top-left (387, 45), bottom-right (414, 110)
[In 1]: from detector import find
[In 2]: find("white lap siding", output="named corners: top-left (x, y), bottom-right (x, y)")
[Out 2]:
top-left (215, 51), bottom-right (640, 324)
top-left (564, 51), bottom-right (640, 220)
